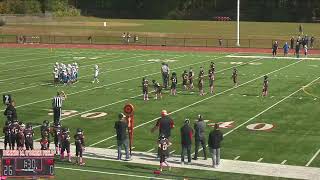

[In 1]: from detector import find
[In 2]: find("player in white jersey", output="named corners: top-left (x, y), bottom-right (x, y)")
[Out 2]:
top-left (53, 68), bottom-right (59, 86)
top-left (92, 64), bottom-right (99, 83)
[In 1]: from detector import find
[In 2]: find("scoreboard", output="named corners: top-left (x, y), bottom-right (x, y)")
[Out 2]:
top-left (0, 150), bottom-right (55, 178)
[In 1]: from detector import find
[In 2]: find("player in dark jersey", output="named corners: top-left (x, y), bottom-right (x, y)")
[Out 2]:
top-left (74, 128), bottom-right (85, 166)
top-left (188, 68), bottom-right (194, 90)
top-left (182, 70), bottom-right (188, 90)
top-left (3, 94), bottom-right (12, 106)
top-left (158, 134), bottom-right (171, 172)
top-left (51, 122), bottom-right (62, 155)
top-left (41, 120), bottom-right (51, 148)
top-left (142, 77), bottom-right (149, 101)
top-left (231, 68), bottom-right (238, 87)
top-left (198, 68), bottom-right (205, 96)
top-left (24, 123), bottom-right (34, 150)
top-left (208, 69), bottom-right (215, 95)
top-left (3, 121), bottom-right (12, 150)
top-left (210, 62), bottom-right (215, 72)
top-left (17, 124), bottom-right (25, 150)
top-left (262, 75), bottom-right (269, 97)
top-left (170, 72), bottom-right (177, 96)
top-left (272, 41), bottom-right (278, 57)
top-left (60, 127), bottom-right (71, 162)
top-left (10, 119), bottom-right (20, 150)
top-left (40, 136), bottom-right (49, 150)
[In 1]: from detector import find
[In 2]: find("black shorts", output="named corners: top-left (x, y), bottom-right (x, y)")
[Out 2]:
top-left (209, 80), bottom-right (214, 87)
top-left (61, 141), bottom-right (70, 153)
top-left (171, 83), bottom-right (176, 89)
top-left (143, 89), bottom-right (148, 94)
top-left (76, 144), bottom-right (83, 157)
top-left (25, 140), bottom-right (34, 150)
top-left (182, 80), bottom-right (187, 86)
top-left (54, 136), bottom-right (61, 147)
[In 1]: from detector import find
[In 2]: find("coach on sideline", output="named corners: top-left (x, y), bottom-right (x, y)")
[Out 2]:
top-left (208, 123), bottom-right (223, 168)
top-left (52, 91), bottom-right (67, 125)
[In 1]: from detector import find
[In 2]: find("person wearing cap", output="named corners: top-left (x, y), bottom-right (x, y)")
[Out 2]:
top-left (114, 113), bottom-right (130, 161)
top-left (180, 119), bottom-right (193, 165)
top-left (151, 110), bottom-right (174, 138)
top-left (208, 123), bottom-right (223, 168)
top-left (193, 115), bottom-right (207, 160)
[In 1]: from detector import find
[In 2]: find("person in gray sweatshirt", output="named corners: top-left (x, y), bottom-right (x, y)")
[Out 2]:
top-left (193, 115), bottom-right (207, 160)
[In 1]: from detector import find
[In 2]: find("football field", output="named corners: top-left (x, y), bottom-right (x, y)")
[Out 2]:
top-left (1, 47), bottom-right (320, 179)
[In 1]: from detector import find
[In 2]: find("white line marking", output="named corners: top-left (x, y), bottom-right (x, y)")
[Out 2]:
top-left (107, 145), bottom-right (115, 149)
top-left (257, 158), bottom-right (263, 162)
top-left (306, 148), bottom-right (320, 166)
top-left (281, 160), bottom-right (287, 165)
top-left (227, 55), bottom-right (320, 60)
top-left (90, 59), bottom-right (301, 147)
top-left (234, 156), bottom-right (240, 160)
top-left (55, 167), bottom-right (172, 180)
top-left (170, 150), bottom-right (176, 154)
top-left (146, 148), bottom-right (155, 153)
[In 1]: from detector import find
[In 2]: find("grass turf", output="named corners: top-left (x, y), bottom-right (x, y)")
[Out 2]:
top-left (0, 47), bottom-right (320, 179)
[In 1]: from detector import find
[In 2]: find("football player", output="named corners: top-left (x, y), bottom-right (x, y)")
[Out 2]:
top-left (60, 127), bottom-right (71, 162)
top-left (152, 80), bottom-right (162, 100)
top-left (182, 70), bottom-right (188, 90)
top-left (3, 121), bottom-right (12, 150)
top-left (158, 134), bottom-right (172, 172)
top-left (41, 120), bottom-right (51, 148)
top-left (262, 75), bottom-right (269, 97)
top-left (170, 72), bottom-right (177, 96)
top-left (142, 77), bottom-right (149, 101)
top-left (17, 123), bottom-right (25, 150)
top-left (210, 62), bottom-right (215, 72)
top-left (92, 64), bottom-right (99, 83)
top-left (198, 68), bottom-right (205, 96)
top-left (24, 123), bottom-right (34, 150)
top-left (231, 68), bottom-right (238, 87)
top-left (208, 68), bottom-right (215, 95)
top-left (40, 136), bottom-right (49, 150)
top-left (4, 100), bottom-right (17, 123)
top-left (74, 128), bottom-right (85, 166)
top-left (53, 67), bottom-right (59, 86)
top-left (51, 122), bottom-right (62, 155)
top-left (188, 67), bottom-right (194, 90)
top-left (3, 94), bottom-right (12, 106)
top-left (10, 119), bottom-right (20, 150)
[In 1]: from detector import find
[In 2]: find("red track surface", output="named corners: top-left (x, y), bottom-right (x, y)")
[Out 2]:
top-left (1, 43), bottom-right (320, 55)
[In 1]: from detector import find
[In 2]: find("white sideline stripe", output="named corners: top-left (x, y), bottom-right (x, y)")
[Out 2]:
top-left (0, 54), bottom-right (147, 82)
top-left (90, 58), bottom-right (299, 147)
top-left (257, 158), bottom-right (263, 162)
top-left (108, 145), bottom-right (115, 149)
top-left (305, 148), bottom-right (320, 167)
top-left (224, 74), bottom-right (320, 137)
top-left (170, 150), bottom-right (176, 154)
top-left (234, 156), bottom-right (240, 160)
top-left (55, 167), bottom-right (172, 180)
top-left (0, 54), bottom-right (216, 113)
top-left (227, 55), bottom-right (320, 60)
top-left (281, 160), bottom-right (287, 165)
top-left (147, 148), bottom-right (155, 153)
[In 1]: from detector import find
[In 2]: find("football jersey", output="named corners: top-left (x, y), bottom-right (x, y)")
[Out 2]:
top-left (74, 134), bottom-right (85, 146)
top-left (158, 138), bottom-right (170, 154)
top-left (24, 129), bottom-right (34, 141)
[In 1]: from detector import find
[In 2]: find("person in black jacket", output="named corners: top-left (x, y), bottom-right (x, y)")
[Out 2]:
top-left (193, 115), bottom-right (207, 160)
top-left (180, 119), bottom-right (193, 165)
top-left (114, 113), bottom-right (130, 161)
top-left (208, 123), bottom-right (223, 168)
top-left (4, 101), bottom-right (17, 123)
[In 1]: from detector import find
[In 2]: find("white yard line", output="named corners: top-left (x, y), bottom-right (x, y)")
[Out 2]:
top-left (146, 148), bottom-right (155, 153)
top-left (108, 145), bottom-right (115, 149)
top-left (227, 55), bottom-right (320, 60)
top-left (257, 158), bottom-right (263, 162)
top-left (281, 160), bottom-right (287, 165)
top-left (89, 58), bottom-right (301, 147)
top-left (305, 148), bottom-right (320, 167)
top-left (55, 167), bottom-right (172, 180)
top-left (234, 156), bottom-right (241, 160)
top-left (170, 150), bottom-right (176, 154)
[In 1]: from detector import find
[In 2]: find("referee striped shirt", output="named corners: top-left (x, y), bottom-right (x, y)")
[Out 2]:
top-left (52, 96), bottom-right (63, 108)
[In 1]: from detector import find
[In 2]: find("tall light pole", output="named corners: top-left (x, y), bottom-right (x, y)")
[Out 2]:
top-left (236, 0), bottom-right (240, 46)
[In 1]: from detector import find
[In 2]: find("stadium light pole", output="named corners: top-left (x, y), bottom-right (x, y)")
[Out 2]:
top-left (236, 0), bottom-right (240, 47)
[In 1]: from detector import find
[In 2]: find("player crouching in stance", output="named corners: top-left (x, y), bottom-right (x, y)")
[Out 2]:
top-left (262, 75), bottom-right (269, 97)
top-left (170, 72), bottom-right (177, 96)
top-left (231, 68), bottom-right (238, 87)
top-left (142, 77), bottom-right (149, 101)
top-left (92, 64), bottom-right (99, 83)
top-left (74, 128), bottom-right (85, 166)
top-left (158, 134), bottom-right (172, 172)
top-left (60, 127), bottom-right (71, 162)
top-left (152, 80), bottom-right (162, 100)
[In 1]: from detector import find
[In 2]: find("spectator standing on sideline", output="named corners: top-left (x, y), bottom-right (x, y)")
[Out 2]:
top-left (310, 36), bottom-right (315, 48)
top-left (272, 41), bottom-right (278, 57)
top-left (208, 123), bottom-right (223, 168)
top-left (299, 24), bottom-right (303, 35)
top-left (295, 42), bottom-right (301, 59)
top-left (180, 119), bottom-right (193, 165)
top-left (193, 115), bottom-right (207, 160)
top-left (114, 113), bottom-right (130, 161)
top-left (283, 42), bottom-right (289, 56)
top-left (290, 37), bottom-right (295, 50)
top-left (52, 91), bottom-right (67, 125)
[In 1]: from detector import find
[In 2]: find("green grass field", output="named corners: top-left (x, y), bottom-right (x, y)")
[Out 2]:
top-left (1, 47), bottom-right (320, 179)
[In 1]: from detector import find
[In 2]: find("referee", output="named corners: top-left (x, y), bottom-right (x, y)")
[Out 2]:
top-left (52, 91), bottom-right (66, 125)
